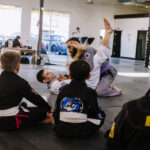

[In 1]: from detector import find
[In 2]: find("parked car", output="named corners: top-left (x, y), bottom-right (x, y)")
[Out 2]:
top-left (44, 35), bottom-right (67, 55)
top-left (29, 33), bottom-right (68, 55)
top-left (0, 35), bottom-right (8, 46)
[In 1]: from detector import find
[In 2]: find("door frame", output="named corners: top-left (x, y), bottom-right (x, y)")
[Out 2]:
top-left (135, 30), bottom-right (147, 60)
top-left (112, 30), bottom-right (122, 57)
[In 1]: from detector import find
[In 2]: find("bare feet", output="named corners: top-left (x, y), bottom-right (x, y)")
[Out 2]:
top-left (112, 86), bottom-right (122, 95)
top-left (40, 113), bottom-right (54, 124)
top-left (103, 18), bottom-right (114, 34)
top-left (110, 85), bottom-right (122, 94)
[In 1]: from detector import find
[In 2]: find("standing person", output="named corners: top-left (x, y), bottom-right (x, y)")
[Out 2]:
top-left (99, 36), bottom-right (103, 46)
top-left (66, 18), bottom-right (122, 97)
top-left (54, 60), bottom-right (105, 138)
top-left (13, 36), bottom-right (23, 48)
top-left (0, 51), bottom-right (53, 130)
top-left (105, 88), bottom-right (150, 150)
top-left (72, 27), bottom-right (80, 39)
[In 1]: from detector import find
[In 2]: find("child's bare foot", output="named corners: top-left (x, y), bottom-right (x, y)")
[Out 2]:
top-left (104, 18), bottom-right (114, 34)
top-left (112, 86), bottom-right (122, 94)
top-left (40, 113), bottom-right (54, 124)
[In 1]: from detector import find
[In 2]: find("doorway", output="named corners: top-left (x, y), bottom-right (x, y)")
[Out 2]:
top-left (112, 30), bottom-right (122, 57)
top-left (136, 31), bottom-right (147, 60)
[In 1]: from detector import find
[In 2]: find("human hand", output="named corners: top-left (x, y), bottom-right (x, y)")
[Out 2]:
top-left (68, 41), bottom-right (86, 50)
top-left (57, 74), bottom-right (67, 81)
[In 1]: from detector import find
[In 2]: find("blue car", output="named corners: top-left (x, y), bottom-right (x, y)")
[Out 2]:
top-left (42, 35), bottom-right (67, 55)
top-left (0, 35), bottom-right (7, 46)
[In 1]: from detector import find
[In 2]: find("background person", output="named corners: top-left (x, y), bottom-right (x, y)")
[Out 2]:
top-left (72, 27), bottom-right (80, 39)
top-left (99, 35), bottom-right (103, 46)
top-left (13, 36), bottom-right (23, 48)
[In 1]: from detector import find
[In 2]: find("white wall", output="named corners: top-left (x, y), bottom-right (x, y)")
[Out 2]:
top-left (114, 18), bottom-right (149, 58)
top-left (0, 0), bottom-right (147, 50)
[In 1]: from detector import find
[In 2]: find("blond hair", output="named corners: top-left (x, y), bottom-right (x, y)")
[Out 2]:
top-left (0, 51), bottom-right (20, 71)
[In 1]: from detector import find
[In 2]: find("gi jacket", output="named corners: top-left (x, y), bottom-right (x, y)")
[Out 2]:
top-left (0, 71), bottom-right (50, 113)
top-left (106, 89), bottom-right (150, 150)
top-left (54, 80), bottom-right (105, 138)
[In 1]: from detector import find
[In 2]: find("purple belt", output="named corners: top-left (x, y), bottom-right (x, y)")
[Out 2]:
top-left (100, 63), bottom-right (111, 76)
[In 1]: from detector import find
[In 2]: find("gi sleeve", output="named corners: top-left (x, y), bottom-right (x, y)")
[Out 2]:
top-left (50, 79), bottom-right (71, 95)
top-left (105, 104), bottom-right (128, 150)
top-left (88, 89), bottom-right (106, 127)
top-left (86, 45), bottom-right (111, 89)
top-left (23, 81), bottom-right (51, 111)
top-left (97, 45), bottom-right (112, 61)
top-left (53, 87), bottom-right (65, 123)
top-left (86, 47), bottom-right (97, 55)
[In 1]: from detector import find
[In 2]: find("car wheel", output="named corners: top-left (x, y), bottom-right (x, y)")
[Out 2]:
top-left (51, 45), bottom-right (57, 52)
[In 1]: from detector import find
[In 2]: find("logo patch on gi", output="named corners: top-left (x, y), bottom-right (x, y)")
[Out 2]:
top-left (85, 53), bottom-right (90, 58)
top-left (145, 116), bottom-right (150, 127)
top-left (60, 97), bottom-right (83, 112)
top-left (109, 122), bottom-right (115, 138)
top-left (31, 88), bottom-right (38, 95)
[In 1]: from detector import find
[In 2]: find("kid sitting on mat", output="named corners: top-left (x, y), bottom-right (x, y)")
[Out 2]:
top-left (54, 60), bottom-right (105, 138)
top-left (0, 51), bottom-right (53, 130)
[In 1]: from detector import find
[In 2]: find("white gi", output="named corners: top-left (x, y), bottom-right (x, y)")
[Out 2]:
top-left (47, 77), bottom-right (71, 95)
top-left (86, 45), bottom-right (111, 89)
top-left (67, 45), bottom-right (111, 89)
top-left (49, 45), bottom-right (111, 94)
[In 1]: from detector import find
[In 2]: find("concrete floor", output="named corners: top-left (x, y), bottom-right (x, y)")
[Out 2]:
top-left (0, 58), bottom-right (149, 150)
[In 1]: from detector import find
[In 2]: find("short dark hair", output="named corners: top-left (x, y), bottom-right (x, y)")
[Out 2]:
top-left (37, 70), bottom-right (45, 83)
top-left (66, 37), bottom-right (80, 44)
top-left (77, 27), bottom-right (80, 30)
top-left (0, 51), bottom-right (20, 71)
top-left (16, 36), bottom-right (21, 39)
top-left (69, 60), bottom-right (90, 81)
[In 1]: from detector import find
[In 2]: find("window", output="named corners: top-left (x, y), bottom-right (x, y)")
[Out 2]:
top-left (0, 4), bottom-right (22, 46)
top-left (30, 10), bottom-right (70, 55)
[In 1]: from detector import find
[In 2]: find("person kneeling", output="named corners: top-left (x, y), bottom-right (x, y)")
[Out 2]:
top-left (53, 60), bottom-right (106, 138)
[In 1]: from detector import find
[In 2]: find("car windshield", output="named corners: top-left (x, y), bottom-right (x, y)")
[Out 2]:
top-left (60, 36), bottom-right (66, 42)
top-left (42, 34), bottom-right (50, 41)
top-left (0, 36), bottom-right (4, 40)
top-left (35, 34), bottom-right (66, 42)
top-left (51, 35), bottom-right (61, 41)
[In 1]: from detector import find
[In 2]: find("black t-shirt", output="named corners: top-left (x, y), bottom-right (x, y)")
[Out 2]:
top-left (13, 39), bottom-right (21, 47)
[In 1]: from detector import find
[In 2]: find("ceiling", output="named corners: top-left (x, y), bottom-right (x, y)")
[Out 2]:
top-left (86, 0), bottom-right (150, 9)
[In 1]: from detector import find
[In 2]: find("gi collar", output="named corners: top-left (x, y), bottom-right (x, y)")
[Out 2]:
top-left (47, 76), bottom-right (57, 89)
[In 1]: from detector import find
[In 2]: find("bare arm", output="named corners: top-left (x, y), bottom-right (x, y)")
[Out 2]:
top-left (69, 41), bottom-right (86, 60)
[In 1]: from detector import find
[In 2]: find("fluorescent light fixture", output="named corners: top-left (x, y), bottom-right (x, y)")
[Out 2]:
top-left (118, 72), bottom-right (149, 77)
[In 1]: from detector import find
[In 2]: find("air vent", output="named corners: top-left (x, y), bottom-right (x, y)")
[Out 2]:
top-left (118, 0), bottom-right (150, 8)
top-left (119, 0), bottom-right (150, 3)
